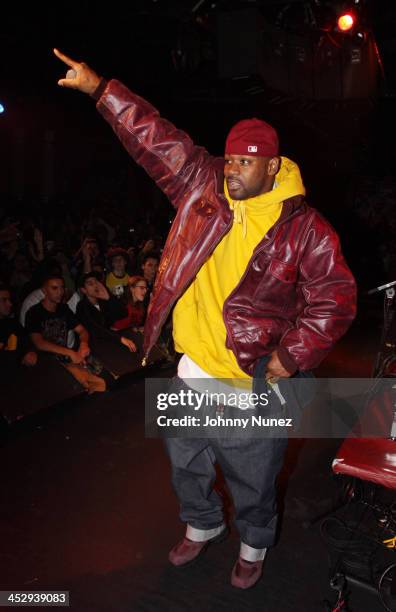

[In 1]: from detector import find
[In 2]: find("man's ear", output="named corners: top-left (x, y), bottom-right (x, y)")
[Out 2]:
top-left (267, 156), bottom-right (280, 176)
top-left (80, 287), bottom-right (87, 296)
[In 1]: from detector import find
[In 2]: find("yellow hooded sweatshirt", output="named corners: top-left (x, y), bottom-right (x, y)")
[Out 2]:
top-left (172, 156), bottom-right (305, 379)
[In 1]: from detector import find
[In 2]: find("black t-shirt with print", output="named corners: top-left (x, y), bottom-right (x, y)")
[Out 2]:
top-left (25, 302), bottom-right (78, 348)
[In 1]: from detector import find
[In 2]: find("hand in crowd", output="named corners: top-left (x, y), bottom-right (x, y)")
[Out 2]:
top-left (28, 226), bottom-right (44, 262)
top-left (78, 341), bottom-right (90, 360)
top-left (95, 281), bottom-right (109, 301)
top-left (69, 348), bottom-right (89, 365)
top-left (33, 227), bottom-right (44, 250)
top-left (81, 239), bottom-right (93, 262)
top-left (141, 239), bottom-right (155, 254)
top-left (68, 350), bottom-right (84, 365)
top-left (54, 48), bottom-right (101, 95)
top-left (21, 351), bottom-right (38, 367)
top-left (121, 337), bottom-right (137, 352)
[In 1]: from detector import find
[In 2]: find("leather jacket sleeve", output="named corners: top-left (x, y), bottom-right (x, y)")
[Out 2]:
top-left (277, 216), bottom-right (357, 373)
top-left (96, 80), bottom-right (222, 208)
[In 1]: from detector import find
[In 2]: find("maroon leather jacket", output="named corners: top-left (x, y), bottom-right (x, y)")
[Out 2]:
top-left (96, 79), bottom-right (356, 375)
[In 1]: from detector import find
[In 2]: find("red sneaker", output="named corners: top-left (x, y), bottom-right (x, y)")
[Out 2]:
top-left (231, 557), bottom-right (264, 589)
top-left (169, 527), bottom-right (228, 567)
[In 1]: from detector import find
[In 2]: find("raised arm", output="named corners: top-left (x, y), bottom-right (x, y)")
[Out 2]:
top-left (54, 49), bottom-right (221, 208)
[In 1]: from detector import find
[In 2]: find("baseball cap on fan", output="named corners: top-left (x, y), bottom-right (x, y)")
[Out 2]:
top-left (225, 118), bottom-right (279, 157)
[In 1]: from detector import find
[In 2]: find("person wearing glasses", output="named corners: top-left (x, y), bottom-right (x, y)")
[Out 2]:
top-left (112, 275), bottom-right (148, 332)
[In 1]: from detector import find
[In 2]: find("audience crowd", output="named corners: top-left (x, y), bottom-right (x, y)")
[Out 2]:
top-left (3, 173), bottom-right (391, 413)
top-left (0, 196), bottom-right (169, 405)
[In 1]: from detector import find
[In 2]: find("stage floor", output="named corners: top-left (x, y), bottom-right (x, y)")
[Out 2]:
top-left (1, 315), bottom-right (391, 611)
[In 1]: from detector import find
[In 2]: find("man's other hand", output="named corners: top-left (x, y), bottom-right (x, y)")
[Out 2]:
top-left (265, 350), bottom-right (292, 381)
top-left (54, 49), bottom-right (101, 95)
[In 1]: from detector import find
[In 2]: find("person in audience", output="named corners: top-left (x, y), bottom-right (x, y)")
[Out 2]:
top-left (25, 274), bottom-right (106, 393)
top-left (136, 239), bottom-right (155, 268)
top-left (0, 284), bottom-right (37, 366)
top-left (141, 253), bottom-right (159, 287)
top-left (76, 272), bottom-right (136, 352)
top-left (0, 227), bottom-right (19, 268)
top-left (0, 221), bottom-right (20, 246)
top-left (29, 257), bottom-right (63, 300)
top-left (106, 247), bottom-right (131, 298)
top-left (20, 261), bottom-right (63, 326)
top-left (25, 223), bottom-right (44, 264)
top-left (111, 275), bottom-right (147, 331)
top-left (73, 236), bottom-right (104, 276)
top-left (140, 252), bottom-right (159, 308)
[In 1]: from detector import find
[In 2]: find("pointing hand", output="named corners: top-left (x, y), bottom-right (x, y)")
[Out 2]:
top-left (54, 48), bottom-right (101, 95)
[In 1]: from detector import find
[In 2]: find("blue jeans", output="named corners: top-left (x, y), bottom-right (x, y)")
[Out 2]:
top-left (163, 378), bottom-right (287, 549)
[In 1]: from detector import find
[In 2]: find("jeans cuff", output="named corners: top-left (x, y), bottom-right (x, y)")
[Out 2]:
top-left (186, 523), bottom-right (225, 542)
top-left (240, 542), bottom-right (267, 562)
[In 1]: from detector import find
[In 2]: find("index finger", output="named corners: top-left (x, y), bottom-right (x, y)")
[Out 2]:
top-left (53, 48), bottom-right (79, 69)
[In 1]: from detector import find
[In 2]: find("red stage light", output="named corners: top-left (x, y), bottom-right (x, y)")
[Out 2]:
top-left (337, 13), bottom-right (355, 32)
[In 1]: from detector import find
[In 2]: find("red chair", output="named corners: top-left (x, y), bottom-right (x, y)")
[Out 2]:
top-left (332, 437), bottom-right (396, 490)
top-left (322, 437), bottom-right (396, 611)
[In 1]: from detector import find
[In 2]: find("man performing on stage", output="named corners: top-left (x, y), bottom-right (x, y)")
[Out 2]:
top-left (54, 48), bottom-right (356, 589)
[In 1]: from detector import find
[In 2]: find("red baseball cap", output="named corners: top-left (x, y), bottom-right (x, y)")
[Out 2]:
top-left (225, 118), bottom-right (279, 157)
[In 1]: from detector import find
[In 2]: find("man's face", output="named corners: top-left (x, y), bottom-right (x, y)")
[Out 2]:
top-left (82, 277), bottom-right (99, 300)
top-left (0, 290), bottom-right (12, 318)
top-left (43, 279), bottom-right (65, 304)
top-left (142, 258), bottom-right (159, 282)
top-left (224, 154), bottom-right (278, 200)
top-left (112, 255), bottom-right (126, 276)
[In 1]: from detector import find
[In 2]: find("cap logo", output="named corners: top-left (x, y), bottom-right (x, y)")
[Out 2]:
top-left (225, 119), bottom-right (279, 157)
